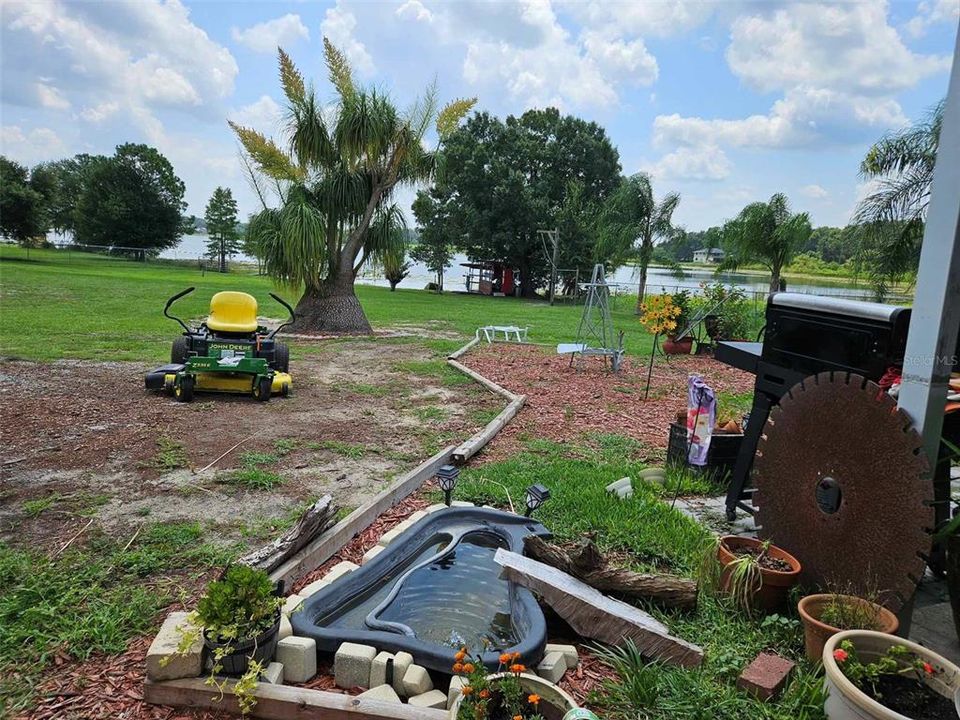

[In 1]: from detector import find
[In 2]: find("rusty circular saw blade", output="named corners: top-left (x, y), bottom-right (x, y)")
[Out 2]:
top-left (753, 371), bottom-right (933, 611)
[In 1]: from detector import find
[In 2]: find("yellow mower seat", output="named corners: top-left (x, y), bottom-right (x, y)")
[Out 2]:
top-left (206, 291), bottom-right (259, 333)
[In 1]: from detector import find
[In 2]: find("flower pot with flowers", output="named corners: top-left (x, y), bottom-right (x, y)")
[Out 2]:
top-left (823, 630), bottom-right (960, 720)
top-left (449, 649), bottom-right (578, 720)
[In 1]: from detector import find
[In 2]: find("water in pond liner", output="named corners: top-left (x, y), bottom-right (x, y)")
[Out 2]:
top-left (292, 506), bottom-right (551, 672)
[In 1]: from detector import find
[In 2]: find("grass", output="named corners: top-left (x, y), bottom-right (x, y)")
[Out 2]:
top-left (0, 246), bottom-right (656, 362)
top-left (224, 451), bottom-right (284, 490)
top-left (147, 436), bottom-right (188, 471)
top-left (22, 496), bottom-right (59, 518)
top-left (311, 439), bottom-right (367, 459)
top-left (453, 438), bottom-right (827, 719)
top-left (0, 521), bottom-right (239, 714)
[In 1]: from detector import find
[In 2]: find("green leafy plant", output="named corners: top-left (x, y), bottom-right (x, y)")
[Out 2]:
top-left (818, 588), bottom-right (886, 632)
top-left (694, 282), bottom-right (750, 340)
top-left (832, 640), bottom-right (939, 699)
top-left (670, 290), bottom-right (692, 335)
top-left (453, 648), bottom-right (545, 720)
top-left (169, 564), bottom-right (283, 715)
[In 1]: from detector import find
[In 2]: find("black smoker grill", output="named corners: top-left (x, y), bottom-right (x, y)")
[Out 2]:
top-left (716, 292), bottom-right (911, 521)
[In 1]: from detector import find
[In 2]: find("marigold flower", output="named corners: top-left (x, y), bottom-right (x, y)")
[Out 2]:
top-left (499, 653), bottom-right (512, 665)
top-left (511, 652), bottom-right (521, 661)
top-left (833, 649), bottom-right (848, 663)
top-left (479, 689), bottom-right (490, 699)
top-left (509, 663), bottom-right (525, 674)
top-left (528, 693), bottom-right (541, 705)
top-left (452, 662), bottom-right (464, 673)
top-left (461, 686), bottom-right (474, 696)
top-left (454, 650), bottom-right (467, 662)
top-left (463, 663), bottom-right (476, 673)
top-left (513, 716), bottom-right (522, 720)
top-left (923, 662), bottom-right (934, 674)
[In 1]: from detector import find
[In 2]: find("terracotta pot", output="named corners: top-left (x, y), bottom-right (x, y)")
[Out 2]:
top-left (822, 630), bottom-right (960, 719)
top-left (717, 535), bottom-right (801, 613)
top-left (449, 672), bottom-right (578, 720)
top-left (798, 594), bottom-right (899, 663)
top-left (662, 336), bottom-right (693, 355)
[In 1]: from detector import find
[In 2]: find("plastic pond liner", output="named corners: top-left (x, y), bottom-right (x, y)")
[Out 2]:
top-left (291, 506), bottom-right (551, 672)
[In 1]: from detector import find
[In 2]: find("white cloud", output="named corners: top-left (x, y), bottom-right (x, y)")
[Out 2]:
top-left (230, 95), bottom-right (284, 134)
top-left (906, 0), bottom-right (960, 38)
top-left (231, 14), bottom-right (309, 54)
top-left (79, 101), bottom-right (119, 123)
top-left (396, 0), bottom-right (433, 23)
top-left (321, 3), bottom-right (375, 75)
top-left (36, 82), bottom-right (70, 110)
top-left (562, 1), bottom-right (714, 38)
top-left (801, 184), bottom-right (829, 199)
top-left (581, 31), bottom-right (658, 83)
top-left (650, 144), bottom-right (731, 181)
top-left (0, 125), bottom-right (66, 165)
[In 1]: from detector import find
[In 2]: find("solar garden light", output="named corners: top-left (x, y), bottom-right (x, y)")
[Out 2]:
top-left (436, 464), bottom-right (460, 506)
top-left (524, 483), bottom-right (551, 517)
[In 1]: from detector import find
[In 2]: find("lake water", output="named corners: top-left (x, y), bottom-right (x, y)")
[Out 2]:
top-left (159, 233), bottom-right (897, 302)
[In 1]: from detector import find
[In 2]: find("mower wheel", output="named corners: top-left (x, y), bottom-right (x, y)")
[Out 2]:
top-left (174, 375), bottom-right (194, 403)
top-left (273, 342), bottom-right (289, 373)
top-left (171, 336), bottom-right (190, 364)
top-left (254, 376), bottom-right (272, 402)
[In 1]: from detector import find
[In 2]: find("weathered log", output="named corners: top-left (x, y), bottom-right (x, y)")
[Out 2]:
top-left (239, 495), bottom-right (338, 574)
top-left (524, 535), bottom-right (698, 610)
top-left (495, 549), bottom-right (703, 668)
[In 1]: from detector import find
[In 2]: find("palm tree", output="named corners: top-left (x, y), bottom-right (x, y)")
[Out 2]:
top-left (854, 100), bottom-right (943, 299)
top-left (597, 173), bottom-right (680, 311)
top-left (721, 193), bottom-right (811, 294)
top-left (234, 41), bottom-right (475, 332)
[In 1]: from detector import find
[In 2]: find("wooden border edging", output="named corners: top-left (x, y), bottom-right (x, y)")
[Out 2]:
top-left (447, 335), bottom-right (480, 360)
top-left (270, 445), bottom-right (455, 587)
top-left (144, 677), bottom-right (448, 720)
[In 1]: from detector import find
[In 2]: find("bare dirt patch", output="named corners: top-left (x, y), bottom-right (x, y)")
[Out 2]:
top-left (461, 343), bottom-right (754, 460)
top-left (0, 339), bottom-right (501, 549)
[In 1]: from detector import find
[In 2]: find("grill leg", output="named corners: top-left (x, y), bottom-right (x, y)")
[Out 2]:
top-left (725, 393), bottom-right (775, 521)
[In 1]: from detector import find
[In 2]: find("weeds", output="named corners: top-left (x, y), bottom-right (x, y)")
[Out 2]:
top-left (149, 436), bottom-right (188, 470)
top-left (412, 405), bottom-right (447, 422)
top-left (313, 440), bottom-right (367, 459)
top-left (225, 452), bottom-right (284, 490)
top-left (22, 496), bottom-right (58, 518)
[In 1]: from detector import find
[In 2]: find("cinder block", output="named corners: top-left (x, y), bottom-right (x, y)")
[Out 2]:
top-left (261, 661), bottom-right (284, 685)
top-left (370, 651), bottom-right (395, 688)
top-left (408, 689), bottom-right (447, 709)
top-left (300, 578), bottom-right (330, 598)
top-left (379, 518), bottom-right (418, 546)
top-left (402, 664), bottom-right (433, 696)
top-left (535, 651), bottom-right (567, 683)
top-left (605, 477), bottom-right (632, 496)
top-left (639, 467), bottom-right (666, 480)
top-left (282, 594), bottom-right (304, 617)
top-left (451, 500), bottom-right (474, 507)
top-left (424, 503), bottom-right (448, 514)
top-left (335, 642), bottom-right (377, 689)
top-left (277, 636), bottom-right (317, 683)
top-left (447, 675), bottom-right (466, 709)
top-left (358, 684), bottom-right (402, 704)
top-left (278, 615), bottom-right (292, 640)
top-left (323, 561), bottom-right (359, 583)
top-left (545, 643), bottom-right (579, 669)
top-left (362, 545), bottom-right (386, 565)
top-left (146, 611), bottom-right (203, 681)
top-left (392, 651), bottom-right (414, 696)
top-left (737, 652), bottom-right (795, 701)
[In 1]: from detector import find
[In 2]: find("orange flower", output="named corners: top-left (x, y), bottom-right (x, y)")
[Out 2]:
top-left (454, 651), bottom-right (467, 662)
top-left (511, 652), bottom-right (521, 661)
top-left (499, 653), bottom-right (512, 665)
top-left (833, 649), bottom-right (848, 663)
top-left (452, 662), bottom-right (464, 673)
top-left (923, 662), bottom-right (934, 674)
top-left (509, 663), bottom-right (526, 674)
top-left (479, 689), bottom-right (490, 699)
top-left (528, 693), bottom-right (541, 705)
top-left (463, 663), bottom-right (476, 673)
top-left (461, 686), bottom-right (474, 696)
top-left (513, 716), bottom-right (522, 720)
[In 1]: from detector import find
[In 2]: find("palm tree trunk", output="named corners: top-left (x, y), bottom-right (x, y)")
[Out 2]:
top-left (636, 263), bottom-right (648, 313)
top-left (291, 268), bottom-right (372, 334)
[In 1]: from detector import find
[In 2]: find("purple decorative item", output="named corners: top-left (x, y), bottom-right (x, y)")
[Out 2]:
top-left (686, 375), bottom-right (716, 466)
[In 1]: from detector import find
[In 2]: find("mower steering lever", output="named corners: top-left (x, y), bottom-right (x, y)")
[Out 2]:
top-left (164, 286), bottom-right (195, 334)
top-left (267, 293), bottom-right (297, 339)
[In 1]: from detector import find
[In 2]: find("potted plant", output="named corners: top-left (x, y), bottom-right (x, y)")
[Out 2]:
top-left (170, 564), bottom-right (284, 715)
top-left (663, 290), bottom-right (693, 354)
top-left (798, 592), bottom-right (899, 663)
top-left (823, 630), bottom-right (960, 720)
top-left (449, 649), bottom-right (578, 720)
top-left (714, 535), bottom-right (801, 614)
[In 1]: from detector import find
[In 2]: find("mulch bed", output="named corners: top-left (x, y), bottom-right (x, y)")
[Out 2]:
top-left (462, 343), bottom-right (754, 460)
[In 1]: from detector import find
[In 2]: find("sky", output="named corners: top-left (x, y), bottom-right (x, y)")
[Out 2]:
top-left (1, 0), bottom-right (957, 232)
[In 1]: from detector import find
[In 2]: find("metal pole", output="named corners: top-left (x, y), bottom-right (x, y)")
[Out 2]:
top-left (898, 28), bottom-right (960, 469)
top-left (550, 228), bottom-right (559, 306)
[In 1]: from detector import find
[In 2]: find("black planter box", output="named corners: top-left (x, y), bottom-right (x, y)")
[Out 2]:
top-left (666, 422), bottom-right (743, 483)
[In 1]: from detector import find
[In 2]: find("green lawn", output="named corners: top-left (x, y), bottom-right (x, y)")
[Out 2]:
top-left (0, 246), bottom-right (655, 362)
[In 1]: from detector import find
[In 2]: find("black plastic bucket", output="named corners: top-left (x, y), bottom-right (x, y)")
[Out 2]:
top-left (204, 614), bottom-right (281, 676)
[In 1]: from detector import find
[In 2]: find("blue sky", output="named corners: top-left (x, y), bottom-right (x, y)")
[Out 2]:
top-left (1, 0), bottom-right (957, 231)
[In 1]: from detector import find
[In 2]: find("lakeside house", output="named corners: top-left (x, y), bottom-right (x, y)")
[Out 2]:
top-left (692, 247), bottom-right (725, 263)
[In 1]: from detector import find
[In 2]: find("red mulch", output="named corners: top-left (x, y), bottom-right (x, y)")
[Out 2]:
top-left (462, 343), bottom-right (753, 460)
top-left (559, 647), bottom-right (619, 708)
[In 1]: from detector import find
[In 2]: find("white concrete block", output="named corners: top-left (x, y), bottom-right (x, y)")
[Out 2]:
top-left (260, 662), bottom-right (284, 685)
top-left (605, 477), bottom-right (631, 493)
top-left (408, 689), bottom-right (447, 709)
top-left (392, 651), bottom-right (414, 696)
top-left (277, 636), bottom-right (316, 683)
top-left (545, 643), bottom-right (579, 669)
top-left (424, 503), bottom-right (448, 514)
top-left (402, 664), bottom-right (433, 696)
top-left (146, 611), bottom-right (202, 681)
top-left (335, 642), bottom-right (377, 689)
top-left (361, 544), bottom-right (386, 565)
top-left (447, 675), bottom-right (467, 709)
top-left (282, 594), bottom-right (304, 617)
top-left (300, 578), bottom-right (330, 598)
top-left (358, 684), bottom-right (402, 704)
top-left (639, 467), bottom-right (666, 480)
top-left (536, 651), bottom-right (567, 683)
top-left (451, 500), bottom-right (474, 507)
top-left (323, 561), bottom-right (359, 583)
top-left (369, 651), bottom-right (395, 688)
top-left (379, 518), bottom-right (418, 546)
top-left (278, 615), bottom-right (292, 641)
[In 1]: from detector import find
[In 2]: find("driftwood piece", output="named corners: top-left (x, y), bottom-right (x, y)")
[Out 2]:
top-left (239, 495), bottom-right (338, 574)
top-left (523, 536), bottom-right (698, 610)
top-left (495, 549), bottom-right (703, 668)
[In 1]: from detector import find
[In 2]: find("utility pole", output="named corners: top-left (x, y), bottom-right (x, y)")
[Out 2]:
top-left (538, 228), bottom-right (560, 305)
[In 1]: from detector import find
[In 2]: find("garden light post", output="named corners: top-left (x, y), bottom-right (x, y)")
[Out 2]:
top-left (524, 484), bottom-right (551, 517)
top-left (437, 464), bottom-right (459, 506)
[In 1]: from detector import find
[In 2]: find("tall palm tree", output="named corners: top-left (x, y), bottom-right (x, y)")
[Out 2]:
top-left (721, 193), bottom-right (811, 294)
top-left (234, 41), bottom-right (475, 333)
top-left (597, 173), bottom-right (680, 311)
top-left (854, 100), bottom-right (944, 299)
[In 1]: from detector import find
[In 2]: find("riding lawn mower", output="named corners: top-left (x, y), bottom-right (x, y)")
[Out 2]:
top-left (144, 287), bottom-right (295, 402)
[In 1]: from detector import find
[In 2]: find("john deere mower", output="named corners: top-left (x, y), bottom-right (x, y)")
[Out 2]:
top-left (145, 288), bottom-right (295, 402)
